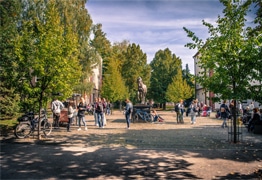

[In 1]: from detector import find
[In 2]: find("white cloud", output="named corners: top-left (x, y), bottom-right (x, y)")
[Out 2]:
top-left (86, 0), bottom-right (225, 74)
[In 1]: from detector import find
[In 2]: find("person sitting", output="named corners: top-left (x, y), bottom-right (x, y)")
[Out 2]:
top-left (151, 110), bottom-right (164, 122)
top-left (247, 108), bottom-right (261, 132)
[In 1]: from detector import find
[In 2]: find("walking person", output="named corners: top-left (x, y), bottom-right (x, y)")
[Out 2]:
top-left (125, 99), bottom-right (133, 129)
top-left (51, 98), bottom-right (64, 129)
top-left (77, 97), bottom-right (87, 131)
top-left (67, 101), bottom-right (75, 132)
top-left (188, 100), bottom-right (198, 124)
top-left (220, 100), bottom-right (230, 128)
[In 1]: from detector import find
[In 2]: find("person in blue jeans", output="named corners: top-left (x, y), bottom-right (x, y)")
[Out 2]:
top-left (152, 109), bottom-right (164, 122)
top-left (125, 99), bottom-right (133, 129)
top-left (77, 98), bottom-right (87, 131)
top-left (95, 97), bottom-right (105, 128)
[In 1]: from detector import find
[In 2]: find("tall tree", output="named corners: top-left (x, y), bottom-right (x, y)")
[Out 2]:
top-left (149, 48), bottom-right (181, 109)
top-left (101, 54), bottom-right (128, 102)
top-left (90, 23), bottom-right (112, 74)
top-left (15, 0), bottom-right (81, 138)
top-left (56, 0), bottom-right (95, 95)
top-left (184, 0), bottom-right (261, 143)
top-left (121, 43), bottom-right (151, 103)
top-left (166, 67), bottom-right (193, 103)
top-left (0, 0), bottom-right (21, 116)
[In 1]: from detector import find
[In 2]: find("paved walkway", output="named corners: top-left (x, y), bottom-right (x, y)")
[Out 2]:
top-left (1, 111), bottom-right (262, 179)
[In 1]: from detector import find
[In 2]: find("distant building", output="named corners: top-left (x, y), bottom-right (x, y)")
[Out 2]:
top-left (193, 52), bottom-right (215, 110)
top-left (85, 56), bottom-right (103, 105)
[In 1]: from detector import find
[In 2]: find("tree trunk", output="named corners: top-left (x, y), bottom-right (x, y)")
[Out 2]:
top-left (38, 92), bottom-right (43, 140)
top-left (233, 81), bottom-right (237, 143)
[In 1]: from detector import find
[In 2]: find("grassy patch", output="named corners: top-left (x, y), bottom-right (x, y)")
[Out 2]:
top-left (0, 118), bottom-right (18, 136)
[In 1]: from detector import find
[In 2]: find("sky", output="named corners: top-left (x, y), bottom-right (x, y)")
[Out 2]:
top-left (85, 0), bottom-right (234, 74)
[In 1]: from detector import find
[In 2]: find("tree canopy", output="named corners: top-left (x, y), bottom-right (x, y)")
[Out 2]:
top-left (149, 48), bottom-right (182, 107)
top-left (184, 0), bottom-right (262, 103)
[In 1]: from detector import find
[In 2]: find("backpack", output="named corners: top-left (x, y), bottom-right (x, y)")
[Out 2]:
top-left (174, 104), bottom-right (180, 112)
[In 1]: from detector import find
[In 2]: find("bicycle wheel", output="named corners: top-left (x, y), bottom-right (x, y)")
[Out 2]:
top-left (43, 121), bottom-right (52, 137)
top-left (14, 123), bottom-right (31, 138)
top-left (132, 113), bottom-right (139, 123)
top-left (144, 113), bottom-right (153, 123)
top-left (147, 114), bottom-right (154, 123)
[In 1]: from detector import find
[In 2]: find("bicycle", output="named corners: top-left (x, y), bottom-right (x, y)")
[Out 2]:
top-left (14, 109), bottom-right (52, 138)
top-left (132, 109), bottom-right (153, 123)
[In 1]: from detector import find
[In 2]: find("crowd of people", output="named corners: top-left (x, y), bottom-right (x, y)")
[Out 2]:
top-left (215, 100), bottom-right (262, 131)
top-left (174, 99), bottom-right (201, 125)
top-left (51, 97), bottom-right (112, 132)
top-left (51, 97), bottom-right (262, 133)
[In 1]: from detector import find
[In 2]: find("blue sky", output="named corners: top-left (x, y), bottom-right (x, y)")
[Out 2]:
top-left (85, 0), bottom-right (250, 74)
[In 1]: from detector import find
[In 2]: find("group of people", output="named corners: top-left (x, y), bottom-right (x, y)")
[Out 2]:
top-left (51, 97), bottom-right (112, 132)
top-left (174, 99), bottom-right (201, 125)
top-left (218, 100), bottom-right (262, 130)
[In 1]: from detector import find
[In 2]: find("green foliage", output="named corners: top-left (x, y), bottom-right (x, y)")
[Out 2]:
top-left (91, 23), bottom-right (112, 74)
top-left (149, 48), bottom-right (181, 104)
top-left (184, 0), bottom-right (262, 103)
top-left (101, 55), bottom-right (128, 102)
top-left (0, 0), bottom-right (22, 116)
top-left (166, 68), bottom-right (193, 103)
top-left (0, 86), bottom-right (20, 117)
top-left (121, 43), bottom-right (151, 102)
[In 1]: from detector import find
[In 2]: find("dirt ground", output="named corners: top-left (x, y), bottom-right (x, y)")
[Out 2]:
top-left (1, 110), bottom-right (262, 179)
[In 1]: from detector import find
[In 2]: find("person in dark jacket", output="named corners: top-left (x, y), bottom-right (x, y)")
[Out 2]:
top-left (95, 97), bottom-right (106, 128)
top-left (77, 98), bottom-right (87, 131)
top-left (248, 108), bottom-right (261, 132)
top-left (220, 100), bottom-right (230, 128)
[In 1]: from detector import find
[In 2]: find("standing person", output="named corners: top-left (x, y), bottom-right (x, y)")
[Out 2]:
top-left (249, 102), bottom-right (254, 118)
top-left (67, 101), bottom-right (75, 132)
top-left (195, 99), bottom-right (201, 117)
top-left (106, 100), bottom-right (111, 115)
top-left (174, 102), bottom-right (180, 123)
top-left (179, 99), bottom-right (185, 124)
top-left (247, 108), bottom-right (261, 132)
top-left (51, 98), bottom-right (64, 129)
top-left (95, 97), bottom-right (105, 128)
top-left (220, 100), bottom-right (230, 128)
top-left (93, 98), bottom-right (99, 126)
top-left (77, 97), bottom-right (87, 131)
top-left (238, 101), bottom-right (243, 116)
top-left (125, 99), bottom-right (133, 129)
top-left (102, 98), bottom-right (107, 126)
top-left (188, 100), bottom-right (198, 124)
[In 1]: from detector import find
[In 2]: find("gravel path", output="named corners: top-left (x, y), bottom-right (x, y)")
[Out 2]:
top-left (1, 111), bottom-right (262, 179)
